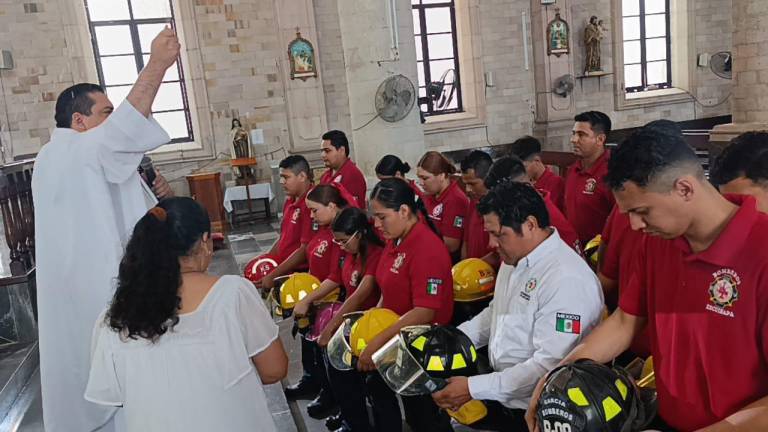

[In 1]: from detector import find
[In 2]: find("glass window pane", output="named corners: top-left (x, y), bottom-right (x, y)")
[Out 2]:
top-left (425, 7), bottom-right (452, 34)
top-left (154, 111), bottom-right (188, 140)
top-left (105, 85), bottom-right (131, 107)
top-left (412, 0), bottom-right (420, 4)
top-left (413, 10), bottom-right (421, 35)
top-left (87, 0), bottom-right (129, 21)
top-left (645, 14), bottom-right (667, 38)
top-left (428, 59), bottom-right (455, 83)
top-left (646, 60), bottom-right (668, 85)
top-left (422, 0), bottom-right (451, 3)
top-left (624, 64), bottom-right (642, 88)
top-left (417, 61), bottom-right (425, 86)
top-left (623, 40), bottom-right (641, 64)
top-left (623, 17), bottom-right (640, 40)
top-left (415, 37), bottom-right (423, 61)
top-left (427, 34), bottom-right (455, 60)
top-left (419, 87), bottom-right (427, 98)
top-left (138, 23), bottom-right (169, 53)
top-left (94, 26), bottom-right (133, 56)
top-left (143, 54), bottom-right (180, 81)
top-left (622, 0), bottom-right (639, 16)
top-left (130, 0), bottom-right (172, 19)
top-left (645, 38), bottom-right (667, 61)
top-left (645, 0), bottom-right (666, 14)
top-left (100, 56), bottom-right (138, 85)
top-left (152, 82), bottom-right (184, 112)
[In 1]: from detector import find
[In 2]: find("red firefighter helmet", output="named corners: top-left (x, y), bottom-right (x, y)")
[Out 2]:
top-left (243, 254), bottom-right (279, 283)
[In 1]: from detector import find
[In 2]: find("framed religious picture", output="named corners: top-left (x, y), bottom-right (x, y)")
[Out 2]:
top-left (547, 9), bottom-right (570, 57)
top-left (288, 30), bottom-right (318, 81)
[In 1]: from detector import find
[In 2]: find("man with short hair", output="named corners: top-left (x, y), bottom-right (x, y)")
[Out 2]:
top-left (564, 111), bottom-right (615, 244)
top-left (32, 28), bottom-right (180, 432)
top-left (460, 150), bottom-right (494, 260)
top-left (509, 136), bottom-right (565, 211)
top-left (431, 182), bottom-right (603, 431)
top-left (526, 127), bottom-right (768, 431)
top-left (320, 130), bottom-right (367, 206)
top-left (710, 131), bottom-right (768, 213)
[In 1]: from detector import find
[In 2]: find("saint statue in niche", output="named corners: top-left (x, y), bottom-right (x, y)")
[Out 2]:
top-left (584, 16), bottom-right (606, 74)
top-left (547, 9), bottom-right (570, 57)
top-left (229, 118), bottom-right (253, 181)
top-left (288, 29), bottom-right (318, 81)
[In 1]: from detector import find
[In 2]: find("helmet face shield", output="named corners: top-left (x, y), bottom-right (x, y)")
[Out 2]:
top-left (372, 326), bottom-right (447, 396)
top-left (327, 312), bottom-right (363, 371)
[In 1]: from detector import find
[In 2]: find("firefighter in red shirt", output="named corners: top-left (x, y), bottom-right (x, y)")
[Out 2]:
top-left (459, 150), bottom-right (494, 261)
top-left (510, 135), bottom-right (565, 212)
top-left (417, 151), bottom-right (470, 262)
top-left (527, 127), bottom-right (768, 432)
top-left (375, 154), bottom-right (423, 200)
top-left (564, 111), bottom-right (615, 244)
top-left (320, 130), bottom-right (367, 207)
top-left (711, 131), bottom-right (768, 214)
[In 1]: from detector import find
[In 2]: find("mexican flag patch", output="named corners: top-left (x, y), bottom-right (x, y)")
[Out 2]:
top-left (555, 313), bottom-right (581, 334)
top-left (453, 216), bottom-right (464, 228)
top-left (426, 278), bottom-right (443, 295)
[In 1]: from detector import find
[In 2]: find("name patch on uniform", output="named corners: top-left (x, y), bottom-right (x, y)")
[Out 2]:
top-left (453, 216), bottom-right (464, 228)
top-left (426, 278), bottom-right (443, 295)
top-left (555, 313), bottom-right (581, 334)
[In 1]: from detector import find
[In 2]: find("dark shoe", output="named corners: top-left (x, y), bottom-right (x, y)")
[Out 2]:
top-left (284, 378), bottom-right (320, 401)
top-left (332, 425), bottom-right (353, 432)
top-left (325, 413), bottom-right (343, 430)
top-left (307, 392), bottom-right (339, 420)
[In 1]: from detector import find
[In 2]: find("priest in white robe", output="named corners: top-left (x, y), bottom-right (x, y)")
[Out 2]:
top-left (32, 28), bottom-right (181, 432)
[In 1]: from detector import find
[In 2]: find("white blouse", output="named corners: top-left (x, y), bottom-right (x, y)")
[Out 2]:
top-left (85, 275), bottom-right (280, 432)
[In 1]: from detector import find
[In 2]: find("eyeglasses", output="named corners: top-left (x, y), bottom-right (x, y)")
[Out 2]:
top-left (332, 231), bottom-right (359, 247)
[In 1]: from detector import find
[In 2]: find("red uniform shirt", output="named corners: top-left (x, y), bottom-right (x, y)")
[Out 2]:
top-left (305, 225), bottom-right (342, 282)
top-left (564, 150), bottom-right (615, 244)
top-left (463, 199), bottom-right (492, 259)
top-left (276, 191), bottom-right (313, 263)
top-left (536, 167), bottom-right (565, 212)
top-left (619, 195), bottom-right (768, 430)
top-left (601, 206), bottom-right (650, 356)
top-left (542, 190), bottom-right (581, 254)
top-left (320, 159), bottom-right (367, 207)
top-left (423, 180), bottom-right (470, 240)
top-left (375, 222), bottom-right (454, 324)
top-left (329, 245), bottom-right (383, 310)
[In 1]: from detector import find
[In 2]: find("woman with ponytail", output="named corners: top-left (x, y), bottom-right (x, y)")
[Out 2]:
top-left (375, 154), bottom-right (424, 200)
top-left (85, 197), bottom-right (287, 432)
top-left (417, 151), bottom-right (469, 261)
top-left (357, 177), bottom-right (454, 432)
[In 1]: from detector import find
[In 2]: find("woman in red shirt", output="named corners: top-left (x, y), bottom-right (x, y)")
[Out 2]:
top-left (360, 178), bottom-right (455, 432)
top-left (375, 154), bottom-right (424, 200)
top-left (417, 151), bottom-right (469, 261)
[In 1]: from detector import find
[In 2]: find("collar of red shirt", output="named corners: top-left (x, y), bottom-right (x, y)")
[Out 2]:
top-left (538, 166), bottom-right (555, 182)
top-left (393, 221), bottom-right (428, 252)
top-left (673, 194), bottom-right (759, 266)
top-left (436, 179), bottom-right (460, 202)
top-left (331, 158), bottom-right (353, 177)
top-left (575, 149), bottom-right (611, 176)
top-left (288, 188), bottom-right (310, 205)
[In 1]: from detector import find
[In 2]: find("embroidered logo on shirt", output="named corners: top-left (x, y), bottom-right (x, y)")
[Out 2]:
top-left (583, 178), bottom-right (597, 195)
top-left (432, 203), bottom-right (444, 219)
top-left (391, 252), bottom-right (406, 273)
top-left (334, 175), bottom-right (343, 183)
top-left (453, 216), bottom-right (464, 228)
top-left (349, 270), bottom-right (360, 287)
top-left (291, 208), bottom-right (301, 223)
top-left (426, 278), bottom-right (443, 295)
top-left (314, 240), bottom-right (329, 258)
top-left (555, 313), bottom-right (581, 334)
top-left (519, 277), bottom-right (538, 301)
top-left (706, 268), bottom-right (741, 318)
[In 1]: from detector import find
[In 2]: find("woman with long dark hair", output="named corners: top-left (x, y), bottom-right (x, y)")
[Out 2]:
top-left (375, 154), bottom-right (423, 201)
top-left (358, 178), bottom-right (455, 432)
top-left (85, 197), bottom-right (287, 432)
top-left (416, 151), bottom-right (469, 260)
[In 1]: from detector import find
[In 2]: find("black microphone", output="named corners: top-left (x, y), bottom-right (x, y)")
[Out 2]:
top-left (139, 156), bottom-right (157, 187)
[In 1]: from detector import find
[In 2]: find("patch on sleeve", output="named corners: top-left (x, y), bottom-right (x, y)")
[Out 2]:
top-left (453, 216), bottom-right (464, 228)
top-left (555, 313), bottom-right (581, 334)
top-left (426, 278), bottom-right (443, 295)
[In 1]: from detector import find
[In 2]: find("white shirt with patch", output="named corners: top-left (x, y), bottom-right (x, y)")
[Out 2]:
top-left (458, 229), bottom-right (603, 410)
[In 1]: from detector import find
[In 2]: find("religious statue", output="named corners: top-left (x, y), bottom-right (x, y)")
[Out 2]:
top-left (547, 9), bottom-right (570, 57)
top-left (229, 118), bottom-right (253, 181)
top-left (584, 16), bottom-right (606, 74)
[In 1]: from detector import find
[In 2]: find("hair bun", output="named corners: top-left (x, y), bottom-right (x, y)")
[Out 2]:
top-left (402, 162), bottom-right (411, 173)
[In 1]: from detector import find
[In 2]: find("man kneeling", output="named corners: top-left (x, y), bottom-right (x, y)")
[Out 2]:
top-left (432, 182), bottom-right (603, 431)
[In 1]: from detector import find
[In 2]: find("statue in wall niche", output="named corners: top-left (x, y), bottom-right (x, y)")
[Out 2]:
top-left (547, 9), bottom-right (570, 57)
top-left (584, 16), bottom-right (606, 74)
top-left (229, 118), bottom-right (254, 181)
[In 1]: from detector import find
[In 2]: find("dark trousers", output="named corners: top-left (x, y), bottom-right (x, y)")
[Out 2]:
top-left (464, 400), bottom-right (528, 432)
top-left (325, 355), bottom-right (372, 432)
top-left (301, 336), bottom-right (335, 402)
top-left (365, 372), bottom-right (453, 432)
